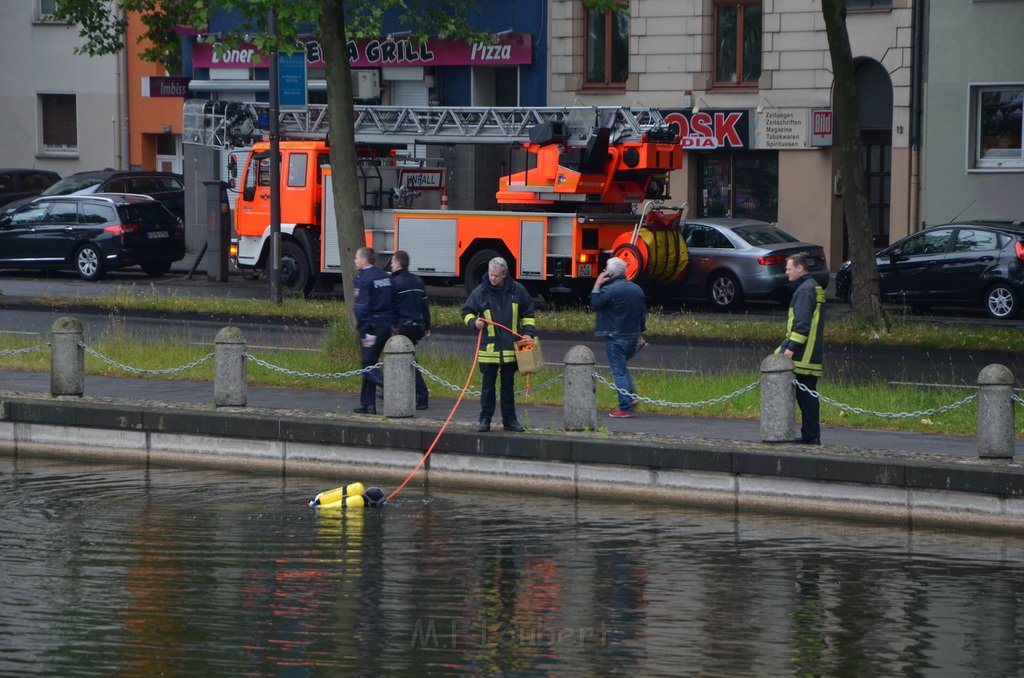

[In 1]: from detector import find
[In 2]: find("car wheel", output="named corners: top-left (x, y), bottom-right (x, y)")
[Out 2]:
top-left (707, 271), bottom-right (742, 311)
top-left (274, 240), bottom-right (312, 296)
top-left (141, 261), bottom-right (171, 277)
top-left (464, 248), bottom-right (501, 294)
top-left (985, 283), bottom-right (1019, 319)
top-left (74, 244), bottom-right (105, 281)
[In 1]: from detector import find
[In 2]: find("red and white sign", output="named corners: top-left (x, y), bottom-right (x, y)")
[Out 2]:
top-left (662, 110), bottom-right (749, 150)
top-left (809, 109), bottom-right (833, 147)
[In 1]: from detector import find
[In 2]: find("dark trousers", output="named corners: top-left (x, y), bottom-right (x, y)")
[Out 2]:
top-left (795, 373), bottom-right (820, 441)
top-left (479, 361), bottom-right (518, 424)
top-left (359, 319), bottom-right (390, 408)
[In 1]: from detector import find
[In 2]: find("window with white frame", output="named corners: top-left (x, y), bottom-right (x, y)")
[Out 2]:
top-left (39, 93), bottom-right (78, 155)
top-left (972, 85), bottom-right (1023, 170)
top-left (35, 0), bottom-right (62, 22)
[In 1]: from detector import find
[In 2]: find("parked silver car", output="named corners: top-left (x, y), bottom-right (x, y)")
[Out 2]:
top-left (678, 218), bottom-right (830, 310)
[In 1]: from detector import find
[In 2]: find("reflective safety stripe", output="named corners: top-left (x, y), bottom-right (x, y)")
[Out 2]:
top-left (793, 285), bottom-right (824, 376)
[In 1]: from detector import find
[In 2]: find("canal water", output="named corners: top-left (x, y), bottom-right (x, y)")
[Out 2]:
top-left (3, 456), bottom-right (1024, 676)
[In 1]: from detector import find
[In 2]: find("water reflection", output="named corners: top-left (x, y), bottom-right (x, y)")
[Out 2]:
top-left (2, 456), bottom-right (1024, 675)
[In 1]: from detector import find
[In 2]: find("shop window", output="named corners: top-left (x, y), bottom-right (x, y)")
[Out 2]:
top-left (39, 93), bottom-right (77, 155)
top-left (696, 152), bottom-right (778, 222)
top-left (970, 85), bottom-right (1023, 170)
top-left (713, 1), bottom-right (761, 88)
top-left (584, 1), bottom-right (629, 88)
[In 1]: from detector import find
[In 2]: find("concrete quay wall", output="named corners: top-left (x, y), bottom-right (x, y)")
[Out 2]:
top-left (3, 392), bottom-right (1024, 532)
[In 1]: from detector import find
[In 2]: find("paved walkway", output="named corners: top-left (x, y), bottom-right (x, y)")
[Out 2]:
top-left (0, 367), bottom-right (983, 460)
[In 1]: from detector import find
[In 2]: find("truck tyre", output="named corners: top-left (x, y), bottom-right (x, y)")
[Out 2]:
top-left (74, 244), bottom-right (105, 281)
top-left (275, 240), bottom-right (312, 296)
top-left (464, 248), bottom-right (501, 293)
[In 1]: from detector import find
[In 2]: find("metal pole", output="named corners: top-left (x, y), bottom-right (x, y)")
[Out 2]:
top-left (268, 9), bottom-right (282, 304)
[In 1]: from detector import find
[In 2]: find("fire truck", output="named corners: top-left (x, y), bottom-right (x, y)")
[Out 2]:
top-left (182, 100), bottom-right (689, 298)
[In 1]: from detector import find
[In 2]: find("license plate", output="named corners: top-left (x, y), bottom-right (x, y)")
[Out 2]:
top-left (147, 231), bottom-right (169, 239)
top-left (578, 263), bottom-right (592, 277)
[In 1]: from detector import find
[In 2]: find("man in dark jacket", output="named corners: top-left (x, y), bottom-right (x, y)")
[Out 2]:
top-left (352, 246), bottom-right (392, 414)
top-left (389, 250), bottom-right (431, 410)
top-left (778, 253), bottom-right (825, 444)
top-left (461, 256), bottom-right (536, 432)
top-left (591, 256), bottom-right (647, 418)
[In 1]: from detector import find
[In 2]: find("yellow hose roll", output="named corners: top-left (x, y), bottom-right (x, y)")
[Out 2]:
top-left (636, 227), bottom-right (689, 284)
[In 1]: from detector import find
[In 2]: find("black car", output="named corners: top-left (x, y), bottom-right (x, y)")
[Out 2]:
top-left (835, 220), bottom-right (1024, 319)
top-left (0, 169), bottom-right (185, 219)
top-left (0, 194), bottom-right (185, 280)
top-left (0, 168), bottom-right (61, 207)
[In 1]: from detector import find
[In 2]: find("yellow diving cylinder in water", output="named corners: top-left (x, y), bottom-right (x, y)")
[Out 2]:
top-left (345, 494), bottom-right (366, 509)
top-left (309, 482), bottom-right (366, 507)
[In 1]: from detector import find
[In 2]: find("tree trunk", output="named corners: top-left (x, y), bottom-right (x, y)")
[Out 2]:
top-left (820, 0), bottom-right (887, 329)
top-left (317, 0), bottom-right (362, 335)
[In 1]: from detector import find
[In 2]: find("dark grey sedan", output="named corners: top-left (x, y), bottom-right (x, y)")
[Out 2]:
top-left (678, 218), bottom-right (830, 310)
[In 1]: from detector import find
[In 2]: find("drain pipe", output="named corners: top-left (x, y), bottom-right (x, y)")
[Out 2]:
top-left (908, 0), bottom-right (925, 232)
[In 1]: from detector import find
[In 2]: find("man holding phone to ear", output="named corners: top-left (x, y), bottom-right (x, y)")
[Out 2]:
top-left (591, 256), bottom-right (647, 418)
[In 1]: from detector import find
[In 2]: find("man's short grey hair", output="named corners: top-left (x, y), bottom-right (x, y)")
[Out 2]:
top-left (488, 257), bottom-right (508, 273)
top-left (605, 257), bottom-right (627, 277)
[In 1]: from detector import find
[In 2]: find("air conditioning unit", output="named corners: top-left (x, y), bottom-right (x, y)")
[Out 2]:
top-left (352, 70), bottom-right (380, 100)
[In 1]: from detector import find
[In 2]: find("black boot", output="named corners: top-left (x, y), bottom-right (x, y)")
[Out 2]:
top-left (476, 418), bottom-right (491, 433)
top-left (503, 419), bottom-right (525, 432)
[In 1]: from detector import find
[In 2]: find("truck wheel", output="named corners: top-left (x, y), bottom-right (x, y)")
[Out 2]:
top-left (464, 249), bottom-right (501, 293)
top-left (275, 240), bottom-right (312, 296)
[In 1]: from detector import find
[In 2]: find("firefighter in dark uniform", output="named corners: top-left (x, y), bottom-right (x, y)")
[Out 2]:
top-left (389, 250), bottom-right (431, 410)
top-left (778, 253), bottom-right (825, 444)
top-left (461, 256), bottom-right (536, 432)
top-left (352, 246), bottom-right (392, 414)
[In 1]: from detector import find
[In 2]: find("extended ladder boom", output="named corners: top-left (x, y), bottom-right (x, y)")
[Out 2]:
top-left (183, 99), bottom-right (670, 149)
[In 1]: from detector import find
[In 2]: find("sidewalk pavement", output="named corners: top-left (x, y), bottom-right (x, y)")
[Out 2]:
top-left (0, 367), bottom-right (982, 461)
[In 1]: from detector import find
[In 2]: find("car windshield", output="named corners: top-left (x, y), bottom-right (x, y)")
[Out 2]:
top-left (732, 225), bottom-right (799, 246)
top-left (39, 176), bottom-right (104, 196)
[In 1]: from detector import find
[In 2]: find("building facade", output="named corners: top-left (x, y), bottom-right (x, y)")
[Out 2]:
top-left (920, 1), bottom-right (1024, 226)
top-left (550, 0), bottom-right (916, 269)
top-left (0, 0), bottom-right (126, 176)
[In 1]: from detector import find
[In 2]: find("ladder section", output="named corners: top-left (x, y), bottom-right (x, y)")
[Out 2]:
top-left (184, 100), bottom-right (669, 149)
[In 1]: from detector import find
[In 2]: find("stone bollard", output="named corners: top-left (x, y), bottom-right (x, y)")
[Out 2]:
top-left (214, 326), bottom-right (247, 407)
top-left (563, 345), bottom-right (597, 431)
top-left (51, 317), bottom-right (84, 397)
top-left (977, 363), bottom-right (1015, 459)
top-left (760, 353), bottom-right (796, 442)
top-left (383, 334), bottom-right (415, 418)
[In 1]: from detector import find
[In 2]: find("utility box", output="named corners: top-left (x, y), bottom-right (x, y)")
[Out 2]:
top-left (203, 180), bottom-right (231, 282)
top-left (352, 70), bottom-right (380, 100)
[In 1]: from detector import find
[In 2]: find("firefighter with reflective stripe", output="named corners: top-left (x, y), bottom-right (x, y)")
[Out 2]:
top-left (352, 246), bottom-right (392, 414)
top-left (461, 256), bottom-right (536, 433)
top-left (777, 252), bottom-right (825, 444)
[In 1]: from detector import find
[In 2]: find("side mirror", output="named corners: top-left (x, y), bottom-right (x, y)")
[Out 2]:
top-left (888, 248), bottom-right (904, 262)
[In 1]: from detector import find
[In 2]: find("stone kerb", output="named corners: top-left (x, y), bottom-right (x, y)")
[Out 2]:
top-left (51, 317), bottom-right (84, 397)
